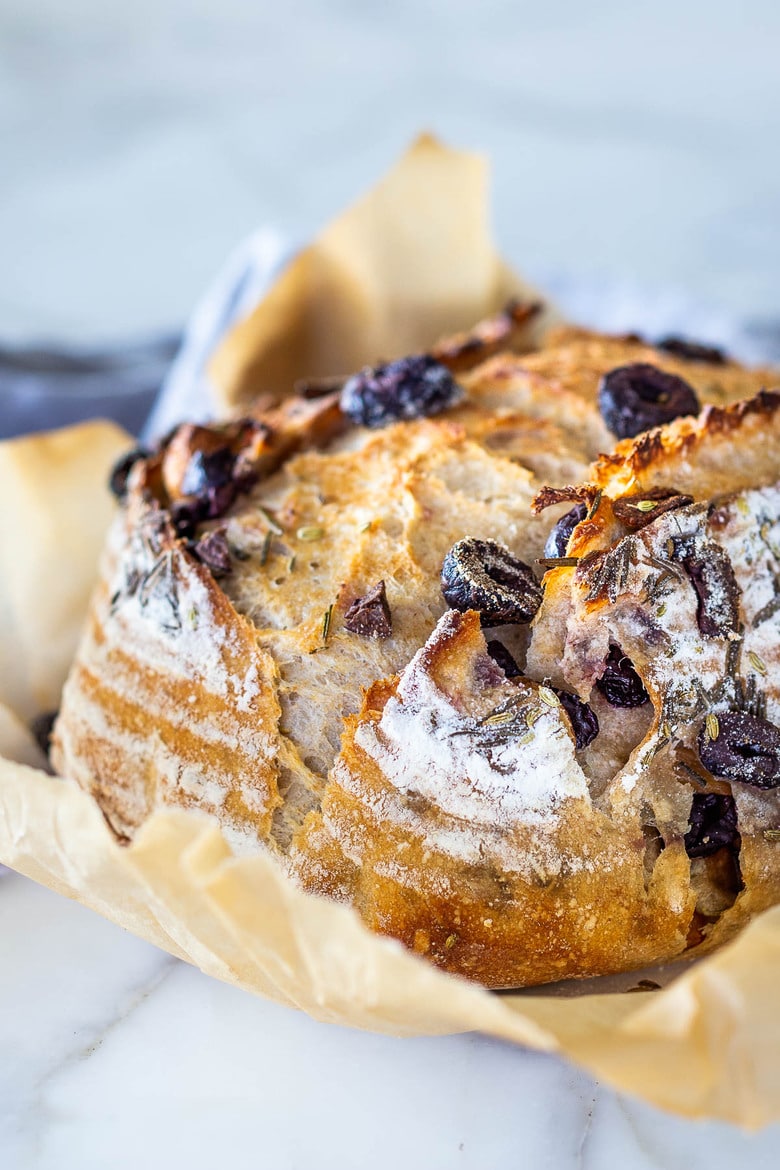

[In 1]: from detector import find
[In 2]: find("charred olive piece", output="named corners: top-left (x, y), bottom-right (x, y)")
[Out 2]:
top-left (554, 688), bottom-right (599, 749)
top-left (486, 640), bottom-right (521, 678)
top-left (612, 489), bottom-right (694, 530)
top-left (340, 354), bottom-right (463, 429)
top-left (671, 535), bottom-right (740, 638)
top-left (598, 363), bottom-right (700, 439)
top-left (684, 792), bottom-right (740, 858)
top-left (441, 538), bottom-right (542, 627)
top-left (697, 711), bottom-right (780, 790)
top-left (595, 645), bottom-right (649, 708)
top-left (109, 446), bottom-right (149, 500)
top-left (544, 502), bottom-right (588, 559)
top-left (657, 336), bottom-right (727, 366)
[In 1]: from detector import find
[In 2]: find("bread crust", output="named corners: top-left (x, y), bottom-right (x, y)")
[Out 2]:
top-left (53, 326), bottom-right (780, 987)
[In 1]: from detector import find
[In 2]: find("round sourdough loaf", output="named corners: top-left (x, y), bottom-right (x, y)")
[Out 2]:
top-left (52, 322), bottom-right (780, 987)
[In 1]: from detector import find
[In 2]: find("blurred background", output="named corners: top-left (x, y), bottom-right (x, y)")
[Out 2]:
top-left (3, 0), bottom-right (780, 429)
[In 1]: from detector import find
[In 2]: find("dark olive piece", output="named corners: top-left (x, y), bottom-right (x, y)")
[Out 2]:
top-left (486, 640), bottom-right (521, 678)
top-left (191, 530), bottom-right (232, 578)
top-left (340, 354), bottom-right (463, 429)
top-left (595, 645), bottom-right (650, 708)
top-left (611, 489), bottom-right (694, 530)
top-left (598, 363), bottom-right (700, 439)
top-left (441, 538), bottom-right (543, 627)
top-left (698, 711), bottom-right (780, 790)
top-left (671, 535), bottom-right (741, 638)
top-left (554, 688), bottom-right (600, 749)
top-left (684, 792), bottom-right (740, 858)
top-left (108, 446), bottom-right (149, 500)
top-left (180, 447), bottom-right (236, 497)
top-left (203, 481), bottom-right (239, 519)
top-left (544, 502), bottom-right (588, 559)
top-left (170, 501), bottom-right (204, 540)
top-left (657, 336), bottom-right (727, 366)
top-left (343, 581), bottom-right (393, 639)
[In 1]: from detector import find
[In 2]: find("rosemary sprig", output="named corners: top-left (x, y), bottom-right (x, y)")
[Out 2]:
top-left (537, 556), bottom-right (580, 569)
top-left (586, 489), bottom-right (602, 521)
top-left (257, 505), bottom-right (283, 536)
top-left (321, 603), bottom-right (334, 643)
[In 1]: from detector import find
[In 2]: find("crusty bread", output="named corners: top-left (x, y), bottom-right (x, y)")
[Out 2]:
top-left (289, 607), bottom-right (696, 987)
top-left (52, 323), bottom-right (780, 987)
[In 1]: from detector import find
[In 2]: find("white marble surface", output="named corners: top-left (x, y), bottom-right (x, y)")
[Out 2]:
top-left (2, 0), bottom-right (780, 345)
top-left (0, 868), bottom-right (777, 1169)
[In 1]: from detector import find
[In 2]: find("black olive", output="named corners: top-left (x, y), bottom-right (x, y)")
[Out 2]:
top-left (340, 354), bottom-right (463, 429)
top-left (343, 581), bottom-right (393, 639)
top-left (486, 640), bottom-right (521, 678)
top-left (595, 645), bottom-right (650, 708)
top-left (684, 792), bottom-right (740, 858)
top-left (598, 363), bottom-right (700, 439)
top-left (441, 538), bottom-right (542, 627)
top-left (554, 688), bottom-right (599, 749)
top-left (191, 530), bottom-right (233, 578)
top-left (170, 500), bottom-right (206, 540)
top-left (180, 447), bottom-right (236, 497)
top-left (697, 711), bottom-right (780, 790)
top-left (657, 336), bottom-right (727, 366)
top-left (671, 535), bottom-right (740, 638)
top-left (108, 446), bottom-right (149, 500)
top-left (544, 502), bottom-right (588, 559)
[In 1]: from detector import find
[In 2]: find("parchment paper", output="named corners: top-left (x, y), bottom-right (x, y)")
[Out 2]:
top-left (1, 141), bottom-right (779, 1128)
top-left (208, 134), bottom-right (554, 409)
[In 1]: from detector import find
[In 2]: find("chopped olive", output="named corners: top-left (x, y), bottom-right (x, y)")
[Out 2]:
top-left (343, 581), bottom-right (393, 638)
top-left (340, 354), bottom-right (463, 428)
top-left (598, 363), bottom-right (700, 439)
top-left (595, 645), bottom-right (649, 708)
top-left (441, 538), bottom-right (542, 627)
top-left (697, 711), bottom-right (780, 790)
top-left (554, 688), bottom-right (599, 749)
top-left (191, 529), bottom-right (232, 578)
top-left (684, 792), bottom-right (740, 858)
top-left (544, 502), bottom-right (588, 559)
top-left (612, 489), bottom-right (694, 530)
top-left (108, 447), bottom-right (149, 500)
top-left (671, 535), bottom-right (740, 638)
top-left (486, 640), bottom-right (521, 679)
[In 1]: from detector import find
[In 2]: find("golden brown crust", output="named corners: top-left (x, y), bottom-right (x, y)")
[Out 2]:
top-left (53, 323), bottom-right (780, 988)
top-left (431, 299), bottom-right (544, 373)
top-left (52, 504), bottom-right (288, 846)
top-left (290, 611), bottom-right (694, 988)
top-left (528, 395), bottom-right (780, 966)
